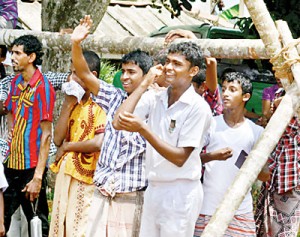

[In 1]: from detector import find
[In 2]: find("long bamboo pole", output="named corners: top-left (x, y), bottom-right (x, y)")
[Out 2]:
top-left (244, 0), bottom-right (282, 56)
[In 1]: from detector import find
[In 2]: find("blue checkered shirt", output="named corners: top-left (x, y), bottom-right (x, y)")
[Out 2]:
top-left (0, 72), bottom-right (68, 158)
top-left (93, 80), bottom-right (147, 196)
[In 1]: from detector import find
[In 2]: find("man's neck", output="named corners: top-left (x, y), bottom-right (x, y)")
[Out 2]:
top-left (81, 91), bottom-right (90, 104)
top-left (21, 66), bottom-right (37, 83)
top-left (167, 84), bottom-right (190, 107)
top-left (223, 107), bottom-right (246, 128)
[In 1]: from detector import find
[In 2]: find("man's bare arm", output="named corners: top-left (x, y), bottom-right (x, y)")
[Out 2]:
top-left (55, 133), bottom-right (104, 163)
top-left (71, 15), bottom-right (100, 95)
top-left (205, 57), bottom-right (218, 93)
top-left (60, 133), bottom-right (103, 154)
top-left (54, 95), bottom-right (77, 146)
top-left (116, 112), bottom-right (194, 167)
top-left (200, 147), bottom-right (233, 163)
top-left (22, 121), bottom-right (52, 202)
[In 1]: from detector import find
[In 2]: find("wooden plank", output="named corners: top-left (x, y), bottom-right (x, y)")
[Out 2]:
top-left (108, 5), bottom-right (149, 36)
top-left (95, 13), bottom-right (131, 37)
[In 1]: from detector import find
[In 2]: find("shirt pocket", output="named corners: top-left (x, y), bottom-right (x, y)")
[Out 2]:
top-left (18, 96), bottom-right (34, 121)
top-left (165, 116), bottom-right (185, 146)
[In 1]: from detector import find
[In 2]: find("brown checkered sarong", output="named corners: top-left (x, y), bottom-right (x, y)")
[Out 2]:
top-left (255, 183), bottom-right (300, 237)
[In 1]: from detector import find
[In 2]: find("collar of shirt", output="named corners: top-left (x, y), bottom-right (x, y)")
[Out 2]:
top-left (161, 85), bottom-right (197, 107)
top-left (16, 69), bottom-right (42, 91)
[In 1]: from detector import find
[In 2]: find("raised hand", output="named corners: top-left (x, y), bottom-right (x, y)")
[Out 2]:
top-left (164, 29), bottom-right (197, 45)
top-left (71, 15), bottom-right (93, 44)
top-left (205, 57), bottom-right (217, 67)
top-left (141, 64), bottom-right (164, 88)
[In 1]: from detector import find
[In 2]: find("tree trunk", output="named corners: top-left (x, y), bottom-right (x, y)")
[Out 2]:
top-left (41, 0), bottom-right (109, 33)
top-left (41, 0), bottom-right (110, 72)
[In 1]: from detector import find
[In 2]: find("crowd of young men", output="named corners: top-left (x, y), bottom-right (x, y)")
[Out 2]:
top-left (0, 15), bottom-right (299, 237)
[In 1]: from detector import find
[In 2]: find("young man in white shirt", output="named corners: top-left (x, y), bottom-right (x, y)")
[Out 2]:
top-left (113, 41), bottom-right (212, 237)
top-left (194, 72), bottom-right (264, 237)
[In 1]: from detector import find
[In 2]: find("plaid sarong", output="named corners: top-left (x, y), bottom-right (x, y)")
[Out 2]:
top-left (255, 182), bottom-right (300, 237)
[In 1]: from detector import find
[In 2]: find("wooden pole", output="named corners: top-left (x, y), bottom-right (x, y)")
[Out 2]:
top-left (0, 29), bottom-right (269, 59)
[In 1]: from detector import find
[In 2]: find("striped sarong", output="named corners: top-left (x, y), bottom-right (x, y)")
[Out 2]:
top-left (255, 183), bottom-right (300, 237)
top-left (194, 212), bottom-right (256, 237)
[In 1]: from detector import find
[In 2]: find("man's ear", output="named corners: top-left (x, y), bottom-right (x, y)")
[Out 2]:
top-left (92, 71), bottom-right (98, 78)
top-left (189, 66), bottom-right (199, 78)
top-left (243, 93), bottom-right (251, 102)
top-left (28, 53), bottom-right (36, 64)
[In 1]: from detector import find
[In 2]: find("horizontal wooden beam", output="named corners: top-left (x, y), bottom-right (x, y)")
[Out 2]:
top-left (0, 29), bottom-right (270, 59)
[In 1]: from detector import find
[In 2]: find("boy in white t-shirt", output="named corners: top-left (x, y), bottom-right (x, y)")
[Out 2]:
top-left (113, 42), bottom-right (212, 237)
top-left (194, 72), bottom-right (264, 237)
top-left (0, 161), bottom-right (8, 236)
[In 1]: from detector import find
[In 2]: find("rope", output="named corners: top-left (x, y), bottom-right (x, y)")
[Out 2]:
top-left (270, 38), bottom-right (300, 82)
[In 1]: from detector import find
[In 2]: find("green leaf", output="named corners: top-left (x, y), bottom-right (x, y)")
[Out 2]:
top-left (100, 60), bottom-right (119, 84)
top-left (219, 4), bottom-right (239, 20)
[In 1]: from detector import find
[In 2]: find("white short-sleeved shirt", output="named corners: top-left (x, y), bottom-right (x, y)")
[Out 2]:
top-left (201, 115), bottom-right (263, 215)
top-left (134, 86), bottom-right (212, 182)
top-left (0, 162), bottom-right (8, 192)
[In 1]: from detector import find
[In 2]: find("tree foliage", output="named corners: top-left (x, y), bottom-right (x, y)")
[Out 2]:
top-left (264, 0), bottom-right (300, 38)
top-left (151, 0), bottom-right (195, 18)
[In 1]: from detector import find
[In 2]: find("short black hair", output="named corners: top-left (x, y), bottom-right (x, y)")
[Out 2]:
top-left (153, 49), bottom-right (168, 65)
top-left (168, 42), bottom-right (204, 68)
top-left (222, 72), bottom-right (253, 96)
top-left (0, 45), bottom-right (7, 58)
top-left (121, 49), bottom-right (153, 75)
top-left (220, 68), bottom-right (236, 82)
top-left (11, 35), bottom-right (43, 66)
top-left (83, 50), bottom-right (101, 76)
top-left (192, 69), bottom-right (206, 86)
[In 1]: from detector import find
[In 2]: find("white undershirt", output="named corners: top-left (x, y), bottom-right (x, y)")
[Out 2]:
top-left (201, 115), bottom-right (263, 215)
